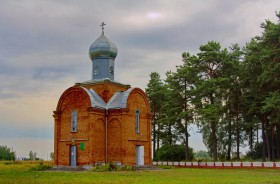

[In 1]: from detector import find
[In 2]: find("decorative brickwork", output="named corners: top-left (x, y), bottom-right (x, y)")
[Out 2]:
top-left (54, 80), bottom-right (152, 166)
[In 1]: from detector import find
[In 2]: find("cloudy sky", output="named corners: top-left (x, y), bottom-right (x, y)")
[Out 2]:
top-left (0, 0), bottom-right (279, 159)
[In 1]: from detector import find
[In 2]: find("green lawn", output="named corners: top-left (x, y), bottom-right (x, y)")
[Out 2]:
top-left (1, 161), bottom-right (280, 184)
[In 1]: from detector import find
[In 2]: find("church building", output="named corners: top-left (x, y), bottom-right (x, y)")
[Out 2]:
top-left (53, 23), bottom-right (152, 166)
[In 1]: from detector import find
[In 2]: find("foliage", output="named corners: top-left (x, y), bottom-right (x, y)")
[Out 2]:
top-left (28, 162), bottom-right (52, 171)
top-left (146, 11), bottom-right (280, 162)
top-left (91, 162), bottom-right (135, 172)
top-left (194, 150), bottom-right (210, 159)
top-left (245, 142), bottom-right (266, 160)
top-left (3, 161), bottom-right (22, 165)
top-left (0, 145), bottom-right (16, 161)
top-left (50, 152), bottom-right (54, 161)
top-left (156, 144), bottom-right (194, 161)
top-left (29, 151), bottom-right (37, 161)
top-left (145, 72), bottom-right (166, 158)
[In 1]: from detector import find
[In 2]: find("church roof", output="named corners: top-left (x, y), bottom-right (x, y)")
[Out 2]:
top-left (107, 88), bottom-right (133, 109)
top-left (81, 87), bottom-right (106, 109)
top-left (75, 78), bottom-right (130, 88)
top-left (81, 86), bottom-right (134, 110)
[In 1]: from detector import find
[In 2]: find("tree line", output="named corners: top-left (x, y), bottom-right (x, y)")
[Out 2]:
top-left (0, 145), bottom-right (15, 161)
top-left (146, 12), bottom-right (280, 161)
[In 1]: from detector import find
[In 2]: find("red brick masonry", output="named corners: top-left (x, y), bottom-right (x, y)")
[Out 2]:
top-left (54, 80), bottom-right (152, 166)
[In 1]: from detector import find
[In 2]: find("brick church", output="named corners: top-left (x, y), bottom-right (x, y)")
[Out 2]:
top-left (53, 23), bottom-right (152, 166)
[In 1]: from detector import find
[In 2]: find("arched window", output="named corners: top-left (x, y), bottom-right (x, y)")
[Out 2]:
top-left (135, 110), bottom-right (140, 133)
top-left (71, 111), bottom-right (77, 132)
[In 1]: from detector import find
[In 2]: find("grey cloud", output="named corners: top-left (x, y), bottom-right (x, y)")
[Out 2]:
top-left (32, 65), bottom-right (77, 80)
top-left (0, 123), bottom-right (53, 139)
top-left (0, 92), bottom-right (19, 99)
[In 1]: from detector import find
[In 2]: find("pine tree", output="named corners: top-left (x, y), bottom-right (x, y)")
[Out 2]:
top-left (145, 72), bottom-right (165, 158)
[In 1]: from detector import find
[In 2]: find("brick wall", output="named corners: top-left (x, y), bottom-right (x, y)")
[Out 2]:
top-left (54, 82), bottom-right (151, 166)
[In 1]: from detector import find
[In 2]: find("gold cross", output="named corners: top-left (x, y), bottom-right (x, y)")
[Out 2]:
top-left (100, 22), bottom-right (106, 35)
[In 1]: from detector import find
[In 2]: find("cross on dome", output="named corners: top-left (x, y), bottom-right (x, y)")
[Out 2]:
top-left (100, 22), bottom-right (106, 35)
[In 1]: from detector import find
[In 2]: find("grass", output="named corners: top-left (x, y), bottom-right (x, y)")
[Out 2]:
top-left (1, 161), bottom-right (280, 184)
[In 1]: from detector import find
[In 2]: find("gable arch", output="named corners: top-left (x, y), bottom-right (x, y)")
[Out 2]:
top-left (56, 86), bottom-right (92, 112)
top-left (126, 88), bottom-right (151, 114)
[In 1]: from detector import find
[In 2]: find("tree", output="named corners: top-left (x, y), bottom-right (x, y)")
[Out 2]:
top-left (0, 145), bottom-right (15, 161)
top-left (145, 11), bottom-right (280, 162)
top-left (50, 152), bottom-right (54, 161)
top-left (258, 12), bottom-right (280, 160)
top-left (242, 12), bottom-right (280, 161)
top-left (194, 150), bottom-right (210, 159)
top-left (222, 44), bottom-right (244, 160)
top-left (145, 72), bottom-right (165, 158)
top-left (158, 78), bottom-right (178, 146)
top-left (242, 38), bottom-right (266, 160)
top-left (165, 53), bottom-right (197, 160)
top-left (191, 41), bottom-right (229, 161)
top-left (29, 150), bottom-right (37, 161)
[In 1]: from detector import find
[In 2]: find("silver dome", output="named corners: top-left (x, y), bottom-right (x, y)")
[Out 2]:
top-left (89, 34), bottom-right (118, 60)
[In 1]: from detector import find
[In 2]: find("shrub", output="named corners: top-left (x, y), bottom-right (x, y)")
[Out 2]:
top-left (28, 162), bottom-right (52, 171)
top-left (245, 142), bottom-right (263, 160)
top-left (91, 163), bottom-right (135, 172)
top-left (91, 163), bottom-right (115, 172)
top-left (155, 144), bottom-right (194, 161)
top-left (3, 161), bottom-right (22, 165)
top-left (121, 165), bottom-right (135, 171)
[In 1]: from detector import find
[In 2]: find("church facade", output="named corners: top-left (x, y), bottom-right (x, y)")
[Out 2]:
top-left (53, 24), bottom-right (152, 166)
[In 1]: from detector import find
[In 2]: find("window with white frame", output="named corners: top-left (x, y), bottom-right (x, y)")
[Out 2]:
top-left (135, 110), bottom-right (140, 133)
top-left (71, 111), bottom-right (77, 132)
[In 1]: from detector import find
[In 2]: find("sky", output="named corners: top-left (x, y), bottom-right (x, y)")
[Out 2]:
top-left (0, 0), bottom-right (279, 159)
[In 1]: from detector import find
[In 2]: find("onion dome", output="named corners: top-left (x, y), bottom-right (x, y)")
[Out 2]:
top-left (89, 33), bottom-right (118, 60)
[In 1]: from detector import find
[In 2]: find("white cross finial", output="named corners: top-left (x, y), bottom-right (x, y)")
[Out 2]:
top-left (100, 22), bottom-right (106, 35)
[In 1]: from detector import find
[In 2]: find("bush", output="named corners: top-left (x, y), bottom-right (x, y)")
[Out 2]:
top-left (155, 144), bottom-right (194, 161)
top-left (91, 163), bottom-right (135, 172)
top-left (28, 162), bottom-right (52, 171)
top-left (121, 165), bottom-right (135, 171)
top-left (194, 150), bottom-right (210, 159)
top-left (3, 161), bottom-right (22, 165)
top-left (245, 142), bottom-right (263, 160)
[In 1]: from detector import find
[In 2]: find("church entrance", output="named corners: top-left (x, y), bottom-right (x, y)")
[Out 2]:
top-left (136, 145), bottom-right (144, 166)
top-left (70, 145), bottom-right (77, 166)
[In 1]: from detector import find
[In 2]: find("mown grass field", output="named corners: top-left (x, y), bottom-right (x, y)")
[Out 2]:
top-left (1, 161), bottom-right (280, 184)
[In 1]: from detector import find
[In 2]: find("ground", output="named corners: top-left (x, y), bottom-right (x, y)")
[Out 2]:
top-left (1, 161), bottom-right (280, 184)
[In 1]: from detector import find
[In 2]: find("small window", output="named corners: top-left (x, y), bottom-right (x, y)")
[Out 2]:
top-left (93, 66), bottom-right (99, 76)
top-left (71, 111), bottom-right (77, 132)
top-left (135, 110), bottom-right (140, 133)
top-left (110, 67), bottom-right (114, 75)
